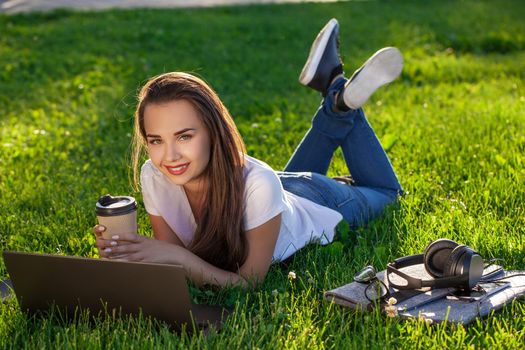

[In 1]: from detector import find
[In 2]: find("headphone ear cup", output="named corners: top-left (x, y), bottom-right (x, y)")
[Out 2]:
top-left (443, 245), bottom-right (468, 278)
top-left (423, 239), bottom-right (459, 277)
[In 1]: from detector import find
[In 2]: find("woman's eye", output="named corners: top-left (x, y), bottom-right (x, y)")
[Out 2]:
top-left (179, 134), bottom-right (192, 141)
top-left (149, 139), bottom-right (162, 145)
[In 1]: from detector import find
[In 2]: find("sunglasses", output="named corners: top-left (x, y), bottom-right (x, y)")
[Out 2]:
top-left (354, 265), bottom-right (390, 302)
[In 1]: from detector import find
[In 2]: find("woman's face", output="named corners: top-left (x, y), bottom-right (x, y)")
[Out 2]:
top-left (144, 99), bottom-right (211, 193)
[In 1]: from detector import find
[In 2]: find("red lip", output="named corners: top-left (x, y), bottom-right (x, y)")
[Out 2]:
top-left (165, 163), bottom-right (189, 175)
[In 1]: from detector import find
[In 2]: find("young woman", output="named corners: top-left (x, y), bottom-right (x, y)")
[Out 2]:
top-left (93, 19), bottom-right (404, 288)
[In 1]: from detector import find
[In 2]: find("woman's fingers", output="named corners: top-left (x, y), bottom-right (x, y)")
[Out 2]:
top-left (93, 224), bottom-right (106, 238)
top-left (93, 225), bottom-right (143, 243)
top-left (94, 225), bottom-right (140, 259)
top-left (96, 237), bottom-right (132, 251)
top-left (109, 257), bottom-right (128, 262)
top-left (105, 243), bottom-right (138, 257)
top-left (112, 232), bottom-right (144, 243)
top-left (96, 237), bottom-right (114, 249)
top-left (97, 242), bottom-right (111, 258)
top-left (95, 235), bottom-right (120, 258)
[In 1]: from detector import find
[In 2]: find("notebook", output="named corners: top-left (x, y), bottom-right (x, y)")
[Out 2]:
top-left (2, 251), bottom-right (229, 330)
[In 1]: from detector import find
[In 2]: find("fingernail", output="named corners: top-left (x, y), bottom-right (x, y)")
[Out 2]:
top-left (104, 248), bottom-right (111, 253)
top-left (112, 235), bottom-right (119, 240)
top-left (110, 241), bottom-right (117, 246)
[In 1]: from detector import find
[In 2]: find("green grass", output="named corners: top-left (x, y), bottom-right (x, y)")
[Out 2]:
top-left (1, 0), bottom-right (525, 348)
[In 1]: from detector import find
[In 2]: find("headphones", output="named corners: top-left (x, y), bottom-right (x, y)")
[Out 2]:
top-left (387, 239), bottom-right (485, 290)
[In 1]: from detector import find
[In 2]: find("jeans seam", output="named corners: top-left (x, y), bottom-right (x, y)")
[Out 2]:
top-left (336, 196), bottom-right (354, 208)
top-left (301, 178), bottom-right (332, 207)
top-left (352, 188), bottom-right (373, 218)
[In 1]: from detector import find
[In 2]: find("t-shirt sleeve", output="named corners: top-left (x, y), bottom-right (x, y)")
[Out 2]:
top-left (243, 168), bottom-right (287, 231)
top-left (140, 162), bottom-right (161, 216)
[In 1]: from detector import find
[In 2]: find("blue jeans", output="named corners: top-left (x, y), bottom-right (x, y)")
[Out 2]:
top-left (277, 77), bottom-right (403, 228)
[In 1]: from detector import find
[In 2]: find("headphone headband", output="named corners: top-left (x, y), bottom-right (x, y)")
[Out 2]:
top-left (387, 252), bottom-right (475, 290)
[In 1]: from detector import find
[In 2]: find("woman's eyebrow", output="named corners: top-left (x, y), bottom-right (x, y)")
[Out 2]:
top-left (146, 128), bottom-right (196, 138)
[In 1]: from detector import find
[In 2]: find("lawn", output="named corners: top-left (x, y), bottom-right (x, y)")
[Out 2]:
top-left (1, 0), bottom-right (525, 348)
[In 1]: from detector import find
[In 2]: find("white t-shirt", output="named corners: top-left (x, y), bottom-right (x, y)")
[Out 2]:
top-left (140, 155), bottom-right (343, 262)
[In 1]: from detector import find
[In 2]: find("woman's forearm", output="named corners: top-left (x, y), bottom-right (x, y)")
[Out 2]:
top-left (168, 244), bottom-right (250, 288)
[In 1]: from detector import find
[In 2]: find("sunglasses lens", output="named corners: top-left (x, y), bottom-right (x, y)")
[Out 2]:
top-left (354, 265), bottom-right (377, 283)
top-left (365, 280), bottom-right (388, 301)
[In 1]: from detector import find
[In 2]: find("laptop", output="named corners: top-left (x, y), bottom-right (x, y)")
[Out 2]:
top-left (2, 251), bottom-right (229, 330)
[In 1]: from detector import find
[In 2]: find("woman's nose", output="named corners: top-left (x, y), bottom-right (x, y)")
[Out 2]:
top-left (164, 143), bottom-right (181, 162)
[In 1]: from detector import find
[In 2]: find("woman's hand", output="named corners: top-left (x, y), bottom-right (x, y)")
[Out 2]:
top-left (93, 224), bottom-right (123, 259)
top-left (93, 225), bottom-right (183, 265)
top-left (92, 225), bottom-right (147, 260)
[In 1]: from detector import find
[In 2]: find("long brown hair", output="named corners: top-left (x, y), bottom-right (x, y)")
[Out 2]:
top-left (131, 72), bottom-right (247, 272)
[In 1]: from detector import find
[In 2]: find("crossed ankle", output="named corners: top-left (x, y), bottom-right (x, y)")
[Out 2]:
top-left (331, 92), bottom-right (350, 113)
top-left (330, 73), bottom-right (344, 88)
top-left (333, 91), bottom-right (351, 112)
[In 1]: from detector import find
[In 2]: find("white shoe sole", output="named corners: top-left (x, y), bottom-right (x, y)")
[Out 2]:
top-left (343, 47), bottom-right (403, 109)
top-left (299, 18), bottom-right (338, 85)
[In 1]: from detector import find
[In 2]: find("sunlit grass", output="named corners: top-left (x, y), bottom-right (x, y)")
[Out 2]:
top-left (1, 0), bottom-right (525, 348)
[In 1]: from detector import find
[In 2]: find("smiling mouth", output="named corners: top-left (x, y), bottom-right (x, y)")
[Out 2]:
top-left (165, 163), bottom-right (189, 175)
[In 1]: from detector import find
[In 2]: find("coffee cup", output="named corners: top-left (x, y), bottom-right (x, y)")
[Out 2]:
top-left (96, 194), bottom-right (137, 240)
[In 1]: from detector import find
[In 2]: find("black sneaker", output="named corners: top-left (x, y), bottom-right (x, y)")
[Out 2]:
top-left (299, 18), bottom-right (343, 96)
top-left (335, 47), bottom-right (403, 111)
